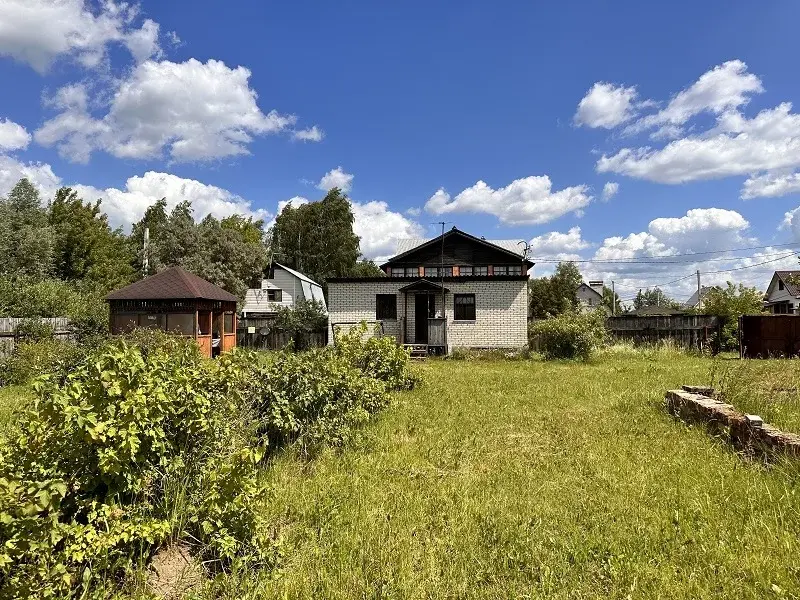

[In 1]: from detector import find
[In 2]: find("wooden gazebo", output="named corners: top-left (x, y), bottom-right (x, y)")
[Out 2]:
top-left (105, 266), bottom-right (238, 358)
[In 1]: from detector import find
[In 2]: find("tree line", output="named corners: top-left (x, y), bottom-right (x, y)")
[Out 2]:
top-left (0, 179), bottom-right (380, 327)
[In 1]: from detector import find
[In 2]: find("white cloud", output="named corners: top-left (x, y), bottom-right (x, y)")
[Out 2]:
top-left (627, 60), bottom-right (763, 136)
top-left (0, 154), bottom-right (61, 199)
top-left (742, 172), bottom-right (800, 200)
top-left (292, 126), bottom-right (324, 142)
top-left (425, 175), bottom-right (592, 226)
top-left (601, 181), bottom-right (619, 202)
top-left (317, 166), bottom-right (354, 193)
top-left (351, 200), bottom-right (424, 262)
top-left (586, 60), bottom-right (800, 199)
top-left (528, 227), bottom-right (591, 273)
top-left (574, 82), bottom-right (642, 129)
top-left (0, 119), bottom-right (31, 151)
top-left (35, 59), bottom-right (298, 163)
top-left (0, 0), bottom-right (161, 73)
top-left (406, 207), bottom-right (421, 216)
top-left (75, 171), bottom-right (270, 230)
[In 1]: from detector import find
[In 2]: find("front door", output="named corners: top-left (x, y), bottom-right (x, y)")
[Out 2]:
top-left (415, 294), bottom-right (432, 344)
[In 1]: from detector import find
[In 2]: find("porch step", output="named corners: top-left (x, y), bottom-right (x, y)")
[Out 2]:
top-left (403, 343), bottom-right (428, 359)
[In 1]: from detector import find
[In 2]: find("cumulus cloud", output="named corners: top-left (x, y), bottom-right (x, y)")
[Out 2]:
top-left (0, 0), bottom-right (161, 73)
top-left (292, 126), bottom-right (324, 142)
top-left (0, 154), bottom-right (61, 199)
top-left (574, 82), bottom-right (642, 129)
top-left (585, 60), bottom-right (800, 199)
top-left (425, 175), bottom-right (592, 226)
top-left (35, 59), bottom-right (298, 163)
top-left (351, 200), bottom-right (424, 262)
top-left (601, 182), bottom-right (619, 202)
top-left (75, 171), bottom-right (270, 230)
top-left (317, 166), bottom-right (354, 193)
top-left (0, 119), bottom-right (31, 151)
top-left (529, 227), bottom-right (591, 256)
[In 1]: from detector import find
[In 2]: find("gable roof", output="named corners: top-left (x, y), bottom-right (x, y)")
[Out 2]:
top-left (398, 279), bottom-right (449, 293)
top-left (774, 271), bottom-right (800, 296)
top-left (684, 285), bottom-right (716, 307)
top-left (106, 266), bottom-right (238, 302)
top-left (273, 262), bottom-right (322, 287)
top-left (576, 282), bottom-right (603, 300)
top-left (382, 227), bottom-right (534, 269)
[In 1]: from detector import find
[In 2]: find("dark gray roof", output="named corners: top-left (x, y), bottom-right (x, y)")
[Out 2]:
top-left (776, 271), bottom-right (800, 296)
top-left (106, 266), bottom-right (238, 302)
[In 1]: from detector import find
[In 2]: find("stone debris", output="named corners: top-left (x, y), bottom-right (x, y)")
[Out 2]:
top-left (665, 387), bottom-right (800, 459)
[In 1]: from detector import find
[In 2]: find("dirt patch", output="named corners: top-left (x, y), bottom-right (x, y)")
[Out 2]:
top-left (147, 544), bottom-right (204, 599)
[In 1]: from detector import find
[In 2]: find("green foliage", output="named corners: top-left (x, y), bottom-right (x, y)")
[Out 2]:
top-left (13, 318), bottom-right (55, 342)
top-left (274, 300), bottom-right (328, 336)
top-left (700, 281), bottom-right (765, 350)
top-left (529, 309), bottom-right (607, 360)
top-left (0, 338), bottom-right (82, 386)
top-left (347, 260), bottom-right (386, 277)
top-left (633, 287), bottom-right (682, 311)
top-left (0, 179), bottom-right (54, 280)
top-left (48, 187), bottom-right (135, 292)
top-left (0, 337), bottom-right (268, 598)
top-left (602, 286), bottom-right (622, 314)
top-left (129, 200), bottom-right (268, 299)
top-left (528, 262), bottom-right (583, 318)
top-left (271, 188), bottom-right (361, 286)
top-left (334, 323), bottom-right (416, 391)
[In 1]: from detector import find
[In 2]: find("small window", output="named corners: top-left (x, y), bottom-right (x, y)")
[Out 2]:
top-left (493, 265), bottom-right (509, 276)
top-left (390, 267), bottom-right (406, 277)
top-left (454, 294), bottom-right (476, 320)
top-left (406, 267), bottom-right (419, 277)
top-left (473, 266), bottom-right (488, 276)
top-left (268, 289), bottom-right (282, 301)
top-left (508, 265), bottom-right (523, 275)
top-left (376, 294), bottom-right (397, 319)
top-left (460, 266), bottom-right (473, 276)
top-left (424, 267), bottom-right (453, 278)
top-left (779, 280), bottom-right (785, 291)
top-left (224, 313), bottom-right (234, 334)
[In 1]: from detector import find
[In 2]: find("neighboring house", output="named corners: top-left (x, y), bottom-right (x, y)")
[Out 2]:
top-left (683, 286), bottom-right (715, 309)
top-left (326, 227), bottom-right (533, 353)
top-left (764, 271), bottom-right (800, 314)
top-left (576, 281), bottom-right (609, 314)
top-left (241, 263), bottom-right (327, 318)
top-left (629, 306), bottom-right (686, 316)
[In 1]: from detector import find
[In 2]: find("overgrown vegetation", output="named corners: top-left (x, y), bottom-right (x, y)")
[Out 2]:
top-left (0, 329), bottom-right (414, 598)
top-left (699, 282), bottom-right (765, 350)
top-left (529, 309), bottom-right (607, 360)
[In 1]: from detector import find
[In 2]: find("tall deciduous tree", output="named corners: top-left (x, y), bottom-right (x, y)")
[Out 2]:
top-left (700, 282), bottom-right (765, 350)
top-left (48, 187), bottom-right (135, 292)
top-left (0, 179), bottom-right (53, 280)
top-left (270, 188), bottom-right (361, 285)
top-left (633, 287), bottom-right (681, 310)
top-left (603, 286), bottom-right (622, 315)
top-left (528, 262), bottom-right (583, 318)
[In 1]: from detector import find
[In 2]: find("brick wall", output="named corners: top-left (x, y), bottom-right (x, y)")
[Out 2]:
top-left (327, 279), bottom-right (527, 350)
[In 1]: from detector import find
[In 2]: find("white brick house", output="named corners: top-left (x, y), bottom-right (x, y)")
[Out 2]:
top-left (327, 228), bottom-right (532, 353)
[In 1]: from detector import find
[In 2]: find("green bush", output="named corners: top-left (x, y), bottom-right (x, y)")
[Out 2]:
top-left (529, 309), bottom-right (607, 360)
top-left (334, 322), bottom-right (417, 390)
top-left (0, 339), bottom-right (268, 598)
top-left (12, 318), bottom-right (55, 342)
top-left (0, 338), bottom-right (83, 386)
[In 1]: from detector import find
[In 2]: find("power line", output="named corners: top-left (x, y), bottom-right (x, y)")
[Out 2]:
top-left (532, 249), bottom-right (800, 265)
top-left (700, 252), bottom-right (799, 275)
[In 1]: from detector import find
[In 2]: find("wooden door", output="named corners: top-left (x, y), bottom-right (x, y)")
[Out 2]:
top-left (415, 294), bottom-right (429, 344)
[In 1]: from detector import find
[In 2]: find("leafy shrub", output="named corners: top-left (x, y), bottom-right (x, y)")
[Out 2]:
top-left (0, 338), bottom-right (83, 386)
top-left (334, 322), bottom-right (416, 390)
top-left (529, 309), bottom-right (607, 360)
top-left (13, 318), bottom-right (55, 342)
top-left (0, 339), bottom-right (268, 598)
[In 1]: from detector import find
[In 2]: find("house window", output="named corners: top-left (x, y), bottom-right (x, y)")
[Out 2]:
top-left (424, 266), bottom-right (453, 278)
top-left (406, 267), bottom-right (419, 277)
top-left (390, 267), bottom-right (406, 277)
top-left (224, 313), bottom-right (234, 334)
top-left (268, 289), bottom-right (282, 302)
top-left (473, 266), bottom-right (488, 276)
top-left (454, 294), bottom-right (476, 320)
top-left (493, 265), bottom-right (523, 276)
top-left (779, 280), bottom-right (785, 291)
top-left (460, 266), bottom-right (473, 276)
top-left (376, 294), bottom-right (397, 319)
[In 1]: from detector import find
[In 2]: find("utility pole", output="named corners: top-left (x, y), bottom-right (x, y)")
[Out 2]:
top-left (143, 226), bottom-right (150, 275)
top-left (439, 221), bottom-right (446, 318)
top-left (611, 280), bottom-right (616, 316)
top-left (696, 270), bottom-right (702, 310)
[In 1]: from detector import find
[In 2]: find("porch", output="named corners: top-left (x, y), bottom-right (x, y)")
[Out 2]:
top-left (398, 279), bottom-right (448, 355)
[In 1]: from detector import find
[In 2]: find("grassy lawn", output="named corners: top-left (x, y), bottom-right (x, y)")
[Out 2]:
top-left (0, 384), bottom-right (31, 435)
top-left (226, 351), bottom-right (800, 599)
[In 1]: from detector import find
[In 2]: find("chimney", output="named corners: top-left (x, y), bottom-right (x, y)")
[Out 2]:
top-left (589, 280), bottom-right (604, 296)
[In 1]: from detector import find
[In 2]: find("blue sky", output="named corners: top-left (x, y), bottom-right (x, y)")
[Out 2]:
top-left (1, 1), bottom-right (800, 300)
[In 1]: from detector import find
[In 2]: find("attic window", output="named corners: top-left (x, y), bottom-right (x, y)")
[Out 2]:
top-left (268, 289), bottom-right (282, 302)
top-left (779, 280), bottom-right (785, 291)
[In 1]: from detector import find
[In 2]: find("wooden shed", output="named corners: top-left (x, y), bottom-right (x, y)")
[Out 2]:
top-left (105, 266), bottom-right (238, 358)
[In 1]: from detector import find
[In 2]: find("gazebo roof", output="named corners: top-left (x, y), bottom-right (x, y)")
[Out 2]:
top-left (106, 266), bottom-right (238, 302)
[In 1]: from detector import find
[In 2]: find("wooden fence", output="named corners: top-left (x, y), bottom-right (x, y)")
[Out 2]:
top-left (606, 314), bottom-right (721, 350)
top-left (739, 315), bottom-right (800, 358)
top-left (0, 317), bottom-right (72, 357)
top-left (237, 317), bottom-right (327, 351)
